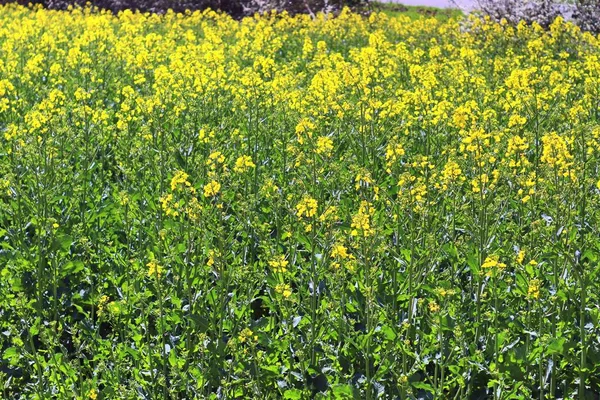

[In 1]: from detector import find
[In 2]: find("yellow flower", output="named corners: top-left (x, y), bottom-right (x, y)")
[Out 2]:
top-left (442, 160), bottom-right (462, 180)
top-left (274, 283), bottom-right (292, 298)
top-left (170, 170), bottom-right (190, 191)
top-left (331, 243), bottom-right (349, 259)
top-left (471, 174), bottom-right (489, 195)
top-left (3, 124), bottom-right (18, 141)
top-left (295, 118), bottom-right (315, 145)
top-left (88, 389), bottom-right (98, 400)
top-left (207, 151), bottom-right (226, 170)
top-left (97, 295), bottom-right (109, 316)
top-left (318, 205), bottom-right (338, 223)
top-left (527, 278), bottom-right (541, 300)
top-left (296, 196), bottom-right (318, 219)
top-left (355, 172), bottom-right (373, 190)
top-left (508, 114), bottom-right (527, 128)
top-left (269, 255), bottom-right (288, 273)
top-left (0, 178), bottom-right (10, 196)
top-left (481, 255), bottom-right (506, 276)
top-left (160, 193), bottom-right (179, 217)
top-left (238, 327), bottom-right (257, 344)
top-left (385, 142), bottom-right (406, 170)
top-left (207, 250), bottom-right (216, 267)
top-left (351, 201), bottom-right (375, 237)
top-left (260, 179), bottom-right (279, 199)
top-left (315, 136), bottom-right (333, 156)
top-left (147, 260), bottom-right (163, 278)
top-left (203, 180), bottom-right (221, 198)
top-left (233, 155), bottom-right (256, 173)
top-left (436, 288), bottom-right (455, 298)
top-left (516, 250), bottom-right (525, 264)
top-left (428, 301), bottom-right (440, 313)
top-left (106, 301), bottom-right (122, 315)
top-left (541, 133), bottom-right (574, 179)
top-left (118, 190), bottom-right (129, 206)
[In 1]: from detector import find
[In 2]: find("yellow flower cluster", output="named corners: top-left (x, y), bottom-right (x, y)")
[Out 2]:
top-left (160, 194), bottom-right (179, 217)
top-left (147, 260), bottom-right (163, 278)
top-left (170, 170), bottom-right (194, 193)
top-left (233, 155), bottom-right (256, 173)
top-left (351, 201), bottom-right (375, 238)
top-left (269, 255), bottom-right (289, 273)
top-left (439, 160), bottom-right (463, 191)
top-left (385, 142), bottom-right (406, 172)
top-left (274, 283), bottom-right (292, 298)
top-left (296, 196), bottom-right (318, 219)
top-left (315, 136), bottom-right (334, 156)
top-left (541, 133), bottom-right (575, 181)
top-left (481, 255), bottom-right (506, 277)
top-left (203, 180), bottom-right (221, 198)
top-left (238, 327), bottom-right (258, 344)
top-left (527, 278), bottom-right (541, 300)
top-left (207, 151), bottom-right (226, 172)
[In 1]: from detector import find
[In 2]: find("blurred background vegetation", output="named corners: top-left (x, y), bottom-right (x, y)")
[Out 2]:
top-left (1, 0), bottom-right (599, 33)
top-left (0, 0), bottom-right (369, 16)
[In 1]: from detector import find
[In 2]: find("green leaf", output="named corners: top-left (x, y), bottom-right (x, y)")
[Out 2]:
top-left (514, 272), bottom-right (527, 296)
top-left (400, 248), bottom-right (411, 262)
top-left (467, 253), bottom-right (479, 275)
top-left (64, 260), bottom-right (85, 274)
top-left (2, 347), bottom-right (18, 361)
top-left (582, 249), bottom-right (597, 263)
top-left (30, 317), bottom-right (41, 336)
top-left (547, 337), bottom-right (566, 355)
top-left (168, 348), bottom-right (177, 367)
top-left (412, 381), bottom-right (435, 393)
top-left (332, 384), bottom-right (354, 398)
top-left (380, 325), bottom-right (396, 341)
top-left (54, 234), bottom-right (73, 252)
top-left (283, 389), bottom-right (303, 399)
top-left (443, 243), bottom-right (458, 258)
top-left (261, 364), bottom-right (280, 374)
top-left (174, 149), bottom-right (186, 169)
top-left (525, 262), bottom-right (535, 277)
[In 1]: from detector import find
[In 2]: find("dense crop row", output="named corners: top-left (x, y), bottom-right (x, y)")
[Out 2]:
top-left (1, 5), bottom-right (600, 399)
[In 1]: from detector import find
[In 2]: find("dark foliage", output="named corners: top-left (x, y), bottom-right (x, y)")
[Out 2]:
top-left (572, 0), bottom-right (600, 33)
top-left (475, 0), bottom-right (600, 33)
top-left (473, 0), bottom-right (562, 28)
top-left (0, 0), bottom-right (369, 16)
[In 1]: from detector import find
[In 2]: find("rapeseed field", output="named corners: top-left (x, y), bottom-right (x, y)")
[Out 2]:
top-left (1, 5), bottom-right (600, 398)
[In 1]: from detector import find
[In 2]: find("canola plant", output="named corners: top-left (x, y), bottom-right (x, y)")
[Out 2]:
top-left (1, 5), bottom-right (600, 399)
